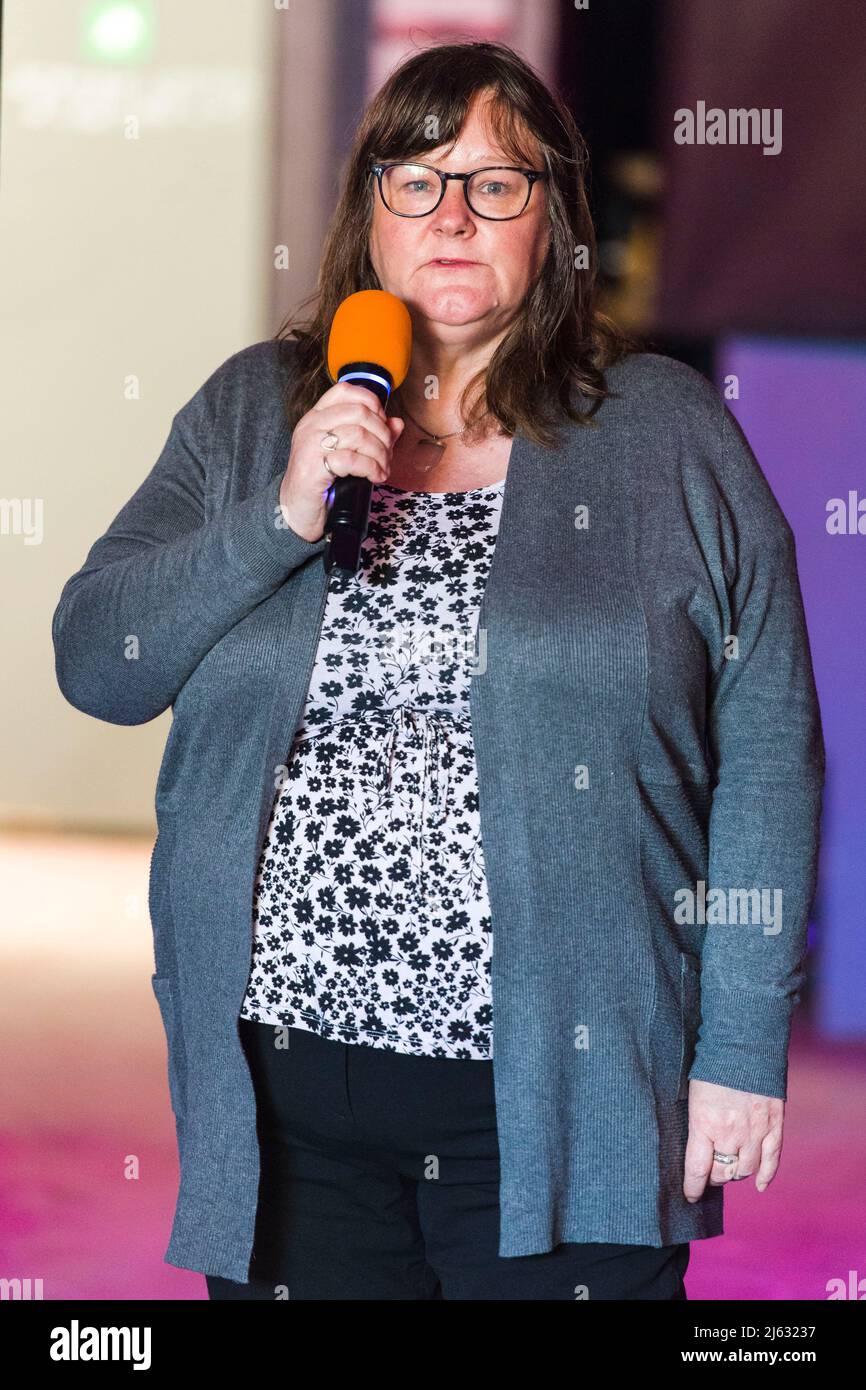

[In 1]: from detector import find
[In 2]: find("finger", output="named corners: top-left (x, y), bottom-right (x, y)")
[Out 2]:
top-left (707, 1126), bottom-right (748, 1185)
top-left (309, 401), bottom-right (393, 451)
top-left (316, 420), bottom-right (393, 467)
top-left (320, 449), bottom-right (389, 483)
top-left (728, 1137), bottom-right (762, 1182)
top-left (709, 1158), bottom-right (738, 1185)
top-left (313, 382), bottom-right (388, 420)
top-left (755, 1123), bottom-right (784, 1192)
top-left (683, 1129), bottom-right (715, 1202)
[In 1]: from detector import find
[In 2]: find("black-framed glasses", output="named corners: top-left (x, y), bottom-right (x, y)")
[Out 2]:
top-left (369, 161), bottom-right (548, 220)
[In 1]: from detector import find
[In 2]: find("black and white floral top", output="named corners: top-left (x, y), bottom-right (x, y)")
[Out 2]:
top-left (239, 477), bottom-right (506, 1060)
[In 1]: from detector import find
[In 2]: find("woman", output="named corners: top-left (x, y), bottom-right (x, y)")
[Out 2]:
top-left (52, 41), bottom-right (824, 1301)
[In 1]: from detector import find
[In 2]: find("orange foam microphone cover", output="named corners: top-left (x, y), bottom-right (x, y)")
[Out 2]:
top-left (326, 289), bottom-right (413, 393)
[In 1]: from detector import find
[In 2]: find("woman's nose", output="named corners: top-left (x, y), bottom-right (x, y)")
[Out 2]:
top-left (429, 179), bottom-right (475, 229)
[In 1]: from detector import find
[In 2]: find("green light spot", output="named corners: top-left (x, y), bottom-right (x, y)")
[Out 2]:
top-left (83, 1), bottom-right (156, 63)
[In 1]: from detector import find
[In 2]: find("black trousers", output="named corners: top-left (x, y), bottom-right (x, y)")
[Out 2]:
top-left (206, 1020), bottom-right (689, 1301)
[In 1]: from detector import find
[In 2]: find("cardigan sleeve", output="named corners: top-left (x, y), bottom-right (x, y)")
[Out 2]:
top-left (51, 361), bottom-right (327, 726)
top-left (688, 405), bottom-right (825, 1100)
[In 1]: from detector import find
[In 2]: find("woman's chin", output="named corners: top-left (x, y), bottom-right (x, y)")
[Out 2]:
top-left (412, 288), bottom-right (496, 327)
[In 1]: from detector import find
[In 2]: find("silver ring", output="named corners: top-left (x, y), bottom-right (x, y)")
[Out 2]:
top-left (713, 1152), bottom-right (738, 1165)
top-left (321, 430), bottom-right (339, 451)
top-left (322, 455), bottom-right (337, 479)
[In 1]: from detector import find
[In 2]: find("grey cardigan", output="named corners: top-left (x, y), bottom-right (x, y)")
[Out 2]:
top-left (52, 339), bottom-right (825, 1282)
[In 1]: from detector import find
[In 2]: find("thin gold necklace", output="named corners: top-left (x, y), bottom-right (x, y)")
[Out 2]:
top-left (397, 397), bottom-right (464, 448)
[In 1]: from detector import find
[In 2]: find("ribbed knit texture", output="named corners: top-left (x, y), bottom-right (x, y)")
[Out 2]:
top-left (52, 339), bottom-right (825, 1281)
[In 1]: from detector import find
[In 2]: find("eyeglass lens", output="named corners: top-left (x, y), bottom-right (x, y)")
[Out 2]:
top-left (380, 164), bottom-right (531, 217)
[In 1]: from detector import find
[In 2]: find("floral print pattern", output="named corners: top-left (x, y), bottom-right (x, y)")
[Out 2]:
top-left (239, 478), bottom-right (505, 1059)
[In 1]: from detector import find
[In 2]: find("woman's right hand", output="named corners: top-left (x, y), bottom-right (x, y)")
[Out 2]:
top-left (278, 382), bottom-right (405, 543)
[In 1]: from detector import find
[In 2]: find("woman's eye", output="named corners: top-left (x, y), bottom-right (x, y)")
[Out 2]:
top-left (400, 175), bottom-right (436, 191)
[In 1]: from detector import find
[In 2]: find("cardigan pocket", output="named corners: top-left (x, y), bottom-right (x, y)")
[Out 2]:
top-left (676, 952), bottom-right (702, 1101)
top-left (151, 973), bottom-right (186, 1119)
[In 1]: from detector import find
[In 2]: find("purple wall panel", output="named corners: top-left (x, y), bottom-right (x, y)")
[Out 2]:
top-left (656, 0), bottom-right (866, 335)
top-left (717, 335), bottom-right (866, 1037)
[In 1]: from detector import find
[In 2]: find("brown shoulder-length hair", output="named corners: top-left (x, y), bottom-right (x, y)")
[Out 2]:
top-left (274, 39), bottom-right (639, 448)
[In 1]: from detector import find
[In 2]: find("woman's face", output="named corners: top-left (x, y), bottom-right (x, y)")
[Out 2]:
top-left (368, 91), bottom-right (550, 345)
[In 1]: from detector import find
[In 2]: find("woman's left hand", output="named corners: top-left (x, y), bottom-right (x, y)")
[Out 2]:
top-left (683, 1079), bottom-right (785, 1200)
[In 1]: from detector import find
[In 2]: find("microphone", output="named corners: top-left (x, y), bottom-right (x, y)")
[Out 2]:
top-left (322, 289), bottom-right (413, 575)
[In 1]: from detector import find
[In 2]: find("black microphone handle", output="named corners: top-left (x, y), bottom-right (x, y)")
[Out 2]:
top-left (322, 474), bottom-right (372, 575)
top-left (322, 361), bottom-right (393, 575)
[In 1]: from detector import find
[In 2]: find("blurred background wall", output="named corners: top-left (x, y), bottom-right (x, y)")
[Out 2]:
top-left (2, 0), bottom-right (275, 830)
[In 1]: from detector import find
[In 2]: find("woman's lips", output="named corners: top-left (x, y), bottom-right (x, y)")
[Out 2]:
top-left (425, 259), bottom-right (480, 268)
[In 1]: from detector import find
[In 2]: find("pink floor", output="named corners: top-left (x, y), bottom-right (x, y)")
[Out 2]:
top-left (2, 1027), bottom-right (863, 1301)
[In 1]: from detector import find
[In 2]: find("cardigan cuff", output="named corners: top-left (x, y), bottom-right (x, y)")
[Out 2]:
top-left (688, 989), bottom-right (794, 1099)
top-left (225, 470), bottom-right (327, 584)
